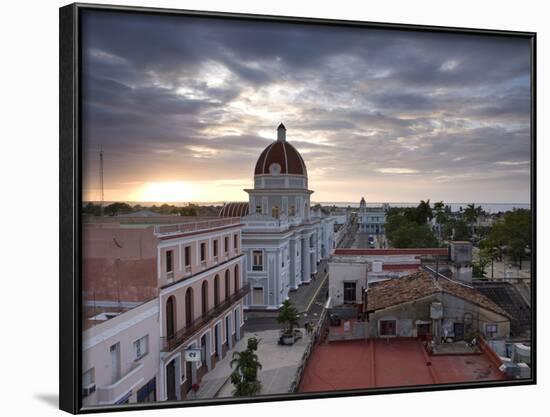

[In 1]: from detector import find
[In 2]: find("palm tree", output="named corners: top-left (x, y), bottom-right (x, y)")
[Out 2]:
top-left (433, 201), bottom-right (447, 243)
top-left (277, 299), bottom-right (300, 337)
top-left (464, 203), bottom-right (480, 238)
top-left (230, 337), bottom-right (262, 396)
top-left (417, 199), bottom-right (433, 224)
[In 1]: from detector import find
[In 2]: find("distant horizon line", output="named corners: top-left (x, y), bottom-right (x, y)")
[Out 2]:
top-left (83, 200), bottom-right (531, 205)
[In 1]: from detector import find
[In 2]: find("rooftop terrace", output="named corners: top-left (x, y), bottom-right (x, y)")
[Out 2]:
top-left (299, 338), bottom-right (507, 393)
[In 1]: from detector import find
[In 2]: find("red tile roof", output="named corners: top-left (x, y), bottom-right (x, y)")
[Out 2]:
top-left (366, 270), bottom-right (510, 318)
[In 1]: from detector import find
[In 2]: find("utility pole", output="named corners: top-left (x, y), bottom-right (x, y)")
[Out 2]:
top-left (99, 146), bottom-right (104, 216)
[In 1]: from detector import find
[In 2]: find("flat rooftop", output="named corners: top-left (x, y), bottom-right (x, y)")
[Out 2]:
top-left (299, 338), bottom-right (506, 393)
top-left (333, 248), bottom-right (449, 256)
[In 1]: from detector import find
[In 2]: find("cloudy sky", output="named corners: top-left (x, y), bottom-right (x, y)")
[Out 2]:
top-left (81, 10), bottom-right (532, 204)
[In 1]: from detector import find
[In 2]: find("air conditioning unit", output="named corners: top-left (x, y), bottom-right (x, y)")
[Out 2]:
top-left (499, 362), bottom-right (520, 378)
top-left (82, 383), bottom-right (96, 397)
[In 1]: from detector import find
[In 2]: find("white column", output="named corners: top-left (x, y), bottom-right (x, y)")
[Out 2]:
top-left (289, 239), bottom-right (297, 289)
top-left (311, 232), bottom-right (318, 275)
top-left (302, 236), bottom-right (311, 283)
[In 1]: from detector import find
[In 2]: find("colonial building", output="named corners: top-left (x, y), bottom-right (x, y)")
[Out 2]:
top-left (327, 247), bottom-right (449, 307)
top-left (82, 299), bottom-right (160, 406)
top-left (364, 270), bottom-right (511, 341)
top-left (82, 216), bottom-right (248, 405)
top-left (82, 220), bottom-right (161, 407)
top-left (219, 124), bottom-right (335, 310)
top-left (358, 196), bottom-right (387, 235)
top-left (155, 217), bottom-right (247, 401)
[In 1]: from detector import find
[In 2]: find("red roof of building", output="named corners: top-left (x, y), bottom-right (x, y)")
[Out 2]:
top-left (334, 248), bottom-right (448, 256)
top-left (366, 270), bottom-right (510, 318)
top-left (219, 202), bottom-right (250, 217)
top-left (382, 263), bottom-right (421, 271)
top-left (254, 140), bottom-right (307, 176)
top-left (299, 338), bottom-right (507, 392)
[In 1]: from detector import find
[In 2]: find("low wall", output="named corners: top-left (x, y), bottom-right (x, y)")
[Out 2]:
top-left (289, 308), bottom-right (328, 393)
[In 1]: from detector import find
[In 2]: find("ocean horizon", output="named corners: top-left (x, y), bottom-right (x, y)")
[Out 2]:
top-left (83, 201), bottom-right (530, 214)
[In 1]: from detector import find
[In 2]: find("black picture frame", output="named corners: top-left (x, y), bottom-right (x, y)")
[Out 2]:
top-left (59, 3), bottom-right (537, 414)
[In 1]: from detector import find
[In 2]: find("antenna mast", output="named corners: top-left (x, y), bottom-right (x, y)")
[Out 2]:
top-left (99, 146), bottom-right (104, 216)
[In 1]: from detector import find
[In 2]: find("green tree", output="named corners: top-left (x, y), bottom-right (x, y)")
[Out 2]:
top-left (177, 205), bottom-right (198, 216)
top-left (277, 299), bottom-right (299, 337)
top-left (230, 337), bottom-right (262, 396)
top-left (385, 207), bottom-right (438, 248)
top-left (483, 209), bottom-right (531, 269)
top-left (473, 251), bottom-right (490, 278)
top-left (463, 203), bottom-right (484, 237)
top-left (416, 199), bottom-right (433, 224)
top-left (82, 202), bottom-right (102, 216)
top-left (443, 218), bottom-right (471, 241)
top-left (480, 245), bottom-right (501, 279)
top-left (104, 202), bottom-right (133, 216)
top-left (389, 221), bottom-right (438, 248)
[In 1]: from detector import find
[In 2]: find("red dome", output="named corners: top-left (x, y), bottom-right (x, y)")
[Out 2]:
top-left (254, 141), bottom-right (307, 176)
top-left (219, 202), bottom-right (249, 217)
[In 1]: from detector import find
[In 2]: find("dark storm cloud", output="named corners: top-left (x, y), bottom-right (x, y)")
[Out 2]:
top-left (81, 10), bottom-right (531, 202)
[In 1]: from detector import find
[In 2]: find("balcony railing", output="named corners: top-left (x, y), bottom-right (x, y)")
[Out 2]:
top-left (161, 283), bottom-right (250, 352)
top-left (154, 217), bottom-right (241, 237)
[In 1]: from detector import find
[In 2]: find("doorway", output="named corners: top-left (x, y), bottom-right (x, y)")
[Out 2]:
top-left (454, 323), bottom-right (465, 341)
top-left (200, 334), bottom-right (207, 368)
top-left (343, 282), bottom-right (356, 303)
top-left (215, 323), bottom-right (222, 360)
top-left (166, 360), bottom-right (176, 401)
top-left (417, 323), bottom-right (431, 337)
top-left (252, 287), bottom-right (264, 305)
top-left (110, 343), bottom-right (120, 383)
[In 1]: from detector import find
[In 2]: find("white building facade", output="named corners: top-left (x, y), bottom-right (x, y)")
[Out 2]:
top-left (358, 197), bottom-right (387, 234)
top-left (239, 124), bottom-right (335, 309)
top-left (82, 299), bottom-right (160, 407)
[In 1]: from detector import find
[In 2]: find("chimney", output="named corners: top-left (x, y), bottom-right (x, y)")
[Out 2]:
top-left (277, 123), bottom-right (286, 142)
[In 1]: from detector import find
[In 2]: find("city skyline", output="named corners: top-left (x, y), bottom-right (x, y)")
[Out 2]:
top-left (81, 11), bottom-right (532, 204)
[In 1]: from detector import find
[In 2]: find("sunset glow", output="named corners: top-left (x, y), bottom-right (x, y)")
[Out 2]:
top-left (135, 181), bottom-right (198, 203)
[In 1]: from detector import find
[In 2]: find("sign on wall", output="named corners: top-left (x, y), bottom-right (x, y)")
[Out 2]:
top-left (184, 348), bottom-right (202, 362)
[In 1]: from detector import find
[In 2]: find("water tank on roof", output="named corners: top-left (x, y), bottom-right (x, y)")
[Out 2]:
top-left (372, 261), bottom-right (383, 273)
top-left (430, 302), bottom-right (443, 319)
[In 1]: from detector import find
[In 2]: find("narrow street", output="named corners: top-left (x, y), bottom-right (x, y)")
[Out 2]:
top-left (243, 259), bottom-right (329, 332)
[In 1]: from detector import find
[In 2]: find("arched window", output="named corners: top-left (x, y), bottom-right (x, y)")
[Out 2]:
top-left (214, 275), bottom-right (220, 306)
top-left (225, 270), bottom-right (231, 299)
top-left (166, 296), bottom-right (176, 338)
top-left (185, 287), bottom-right (193, 327)
top-left (201, 281), bottom-right (209, 315)
top-left (234, 264), bottom-right (240, 292)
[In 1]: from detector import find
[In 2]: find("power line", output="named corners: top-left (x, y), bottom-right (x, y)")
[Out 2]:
top-left (99, 146), bottom-right (104, 216)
